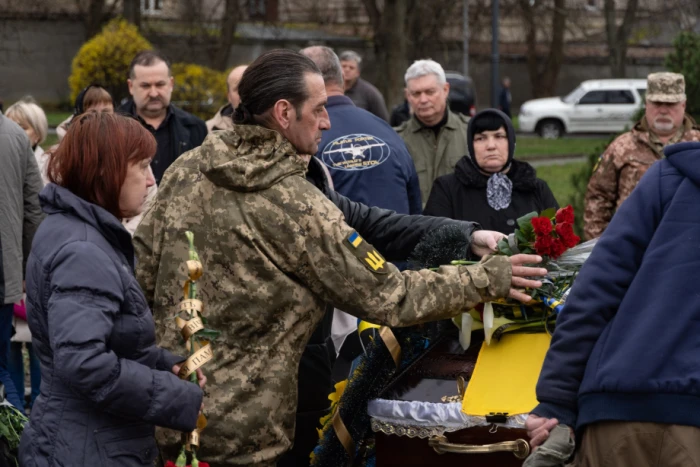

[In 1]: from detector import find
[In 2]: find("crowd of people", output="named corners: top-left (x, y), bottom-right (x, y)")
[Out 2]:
top-left (2, 42), bottom-right (700, 467)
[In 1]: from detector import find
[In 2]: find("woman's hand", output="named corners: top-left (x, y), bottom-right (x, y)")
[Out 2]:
top-left (172, 365), bottom-right (207, 390)
top-left (470, 230), bottom-right (507, 257)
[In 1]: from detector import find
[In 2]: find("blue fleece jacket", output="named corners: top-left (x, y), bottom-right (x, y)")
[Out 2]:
top-left (534, 141), bottom-right (700, 430)
top-left (315, 95), bottom-right (422, 214)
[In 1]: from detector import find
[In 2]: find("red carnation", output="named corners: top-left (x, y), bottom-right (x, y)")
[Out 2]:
top-left (534, 235), bottom-right (555, 257)
top-left (555, 223), bottom-right (580, 248)
top-left (532, 216), bottom-right (553, 236)
top-left (555, 205), bottom-right (575, 225)
top-left (550, 239), bottom-right (568, 259)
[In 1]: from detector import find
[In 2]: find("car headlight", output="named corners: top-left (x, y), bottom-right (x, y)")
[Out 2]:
top-left (519, 108), bottom-right (531, 117)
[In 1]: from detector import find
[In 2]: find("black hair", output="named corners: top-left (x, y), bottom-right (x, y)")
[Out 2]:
top-left (234, 49), bottom-right (321, 125)
top-left (471, 112), bottom-right (507, 135)
top-left (128, 50), bottom-right (172, 79)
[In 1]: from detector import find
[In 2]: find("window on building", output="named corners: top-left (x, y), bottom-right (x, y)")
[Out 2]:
top-left (247, 0), bottom-right (278, 21)
top-left (142, 0), bottom-right (163, 13)
top-left (249, 0), bottom-right (266, 18)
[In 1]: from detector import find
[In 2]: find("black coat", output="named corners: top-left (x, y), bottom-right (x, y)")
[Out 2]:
top-left (20, 184), bottom-right (202, 467)
top-left (118, 101), bottom-right (207, 183)
top-left (278, 158), bottom-right (480, 466)
top-left (424, 157), bottom-right (559, 234)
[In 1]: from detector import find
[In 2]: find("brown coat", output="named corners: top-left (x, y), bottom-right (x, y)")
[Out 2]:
top-left (583, 115), bottom-right (700, 240)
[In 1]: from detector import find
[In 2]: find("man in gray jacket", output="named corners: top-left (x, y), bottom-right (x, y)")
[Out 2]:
top-left (0, 113), bottom-right (44, 411)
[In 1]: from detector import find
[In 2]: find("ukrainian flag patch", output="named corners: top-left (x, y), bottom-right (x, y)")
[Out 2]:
top-left (347, 231), bottom-right (363, 248)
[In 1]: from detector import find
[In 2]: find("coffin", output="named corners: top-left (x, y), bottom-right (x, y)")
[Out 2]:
top-left (370, 334), bottom-right (531, 467)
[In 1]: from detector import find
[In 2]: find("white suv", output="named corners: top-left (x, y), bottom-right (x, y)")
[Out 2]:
top-left (518, 79), bottom-right (647, 138)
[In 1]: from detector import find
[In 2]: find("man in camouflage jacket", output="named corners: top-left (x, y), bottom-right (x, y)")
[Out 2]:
top-left (584, 72), bottom-right (700, 240)
top-left (134, 50), bottom-right (544, 466)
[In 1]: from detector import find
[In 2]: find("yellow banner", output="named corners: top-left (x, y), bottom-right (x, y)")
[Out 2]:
top-left (180, 299), bottom-right (203, 315)
top-left (178, 343), bottom-right (214, 379)
top-left (176, 316), bottom-right (204, 341)
top-left (358, 321), bottom-right (380, 335)
top-left (463, 333), bottom-right (551, 417)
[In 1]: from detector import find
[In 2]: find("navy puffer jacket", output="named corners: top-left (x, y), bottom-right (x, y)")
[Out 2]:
top-left (19, 184), bottom-right (203, 467)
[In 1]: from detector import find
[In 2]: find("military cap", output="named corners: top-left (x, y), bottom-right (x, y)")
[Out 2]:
top-left (646, 72), bottom-right (686, 103)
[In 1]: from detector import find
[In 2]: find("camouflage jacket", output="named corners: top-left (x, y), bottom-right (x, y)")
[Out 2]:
top-left (133, 125), bottom-right (512, 465)
top-left (396, 110), bottom-right (469, 207)
top-left (584, 115), bottom-right (700, 240)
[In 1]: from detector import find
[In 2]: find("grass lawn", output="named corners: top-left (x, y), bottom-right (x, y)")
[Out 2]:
top-left (516, 136), bottom-right (609, 159)
top-left (46, 112), bottom-right (72, 128)
top-left (535, 162), bottom-right (586, 206)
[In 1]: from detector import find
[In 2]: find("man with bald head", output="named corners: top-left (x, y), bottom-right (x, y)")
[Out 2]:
top-left (206, 64), bottom-right (247, 131)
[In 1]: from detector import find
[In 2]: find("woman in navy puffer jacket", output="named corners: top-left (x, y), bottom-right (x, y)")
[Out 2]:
top-left (19, 112), bottom-right (204, 467)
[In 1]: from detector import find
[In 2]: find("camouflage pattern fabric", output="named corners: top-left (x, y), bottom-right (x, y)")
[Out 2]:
top-left (646, 72), bottom-right (686, 103)
top-left (133, 125), bottom-right (512, 465)
top-left (583, 115), bottom-right (700, 240)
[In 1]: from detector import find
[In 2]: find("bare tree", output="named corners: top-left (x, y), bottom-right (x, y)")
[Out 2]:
top-left (406, 0), bottom-right (462, 63)
top-left (213, 0), bottom-right (241, 70)
top-left (74, 0), bottom-right (117, 39)
top-left (175, 0), bottom-right (242, 70)
top-left (361, 0), bottom-right (409, 109)
top-left (516, 0), bottom-right (567, 98)
top-left (605, 0), bottom-right (639, 78)
top-left (122, 0), bottom-right (142, 30)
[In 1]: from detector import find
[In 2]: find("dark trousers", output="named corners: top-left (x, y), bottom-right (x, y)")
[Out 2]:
top-left (8, 341), bottom-right (40, 409)
top-left (0, 304), bottom-right (24, 413)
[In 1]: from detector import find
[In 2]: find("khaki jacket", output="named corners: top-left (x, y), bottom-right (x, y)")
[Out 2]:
top-left (584, 115), bottom-right (700, 240)
top-left (133, 125), bottom-right (512, 465)
top-left (396, 110), bottom-right (469, 206)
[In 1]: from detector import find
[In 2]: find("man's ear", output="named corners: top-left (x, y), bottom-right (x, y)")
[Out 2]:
top-left (443, 82), bottom-right (451, 94)
top-left (272, 99), bottom-right (294, 130)
top-left (127, 79), bottom-right (134, 95)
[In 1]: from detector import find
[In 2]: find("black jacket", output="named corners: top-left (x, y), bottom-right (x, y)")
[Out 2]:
top-left (279, 158), bottom-right (479, 467)
top-left (119, 101), bottom-right (207, 183)
top-left (424, 157), bottom-right (559, 233)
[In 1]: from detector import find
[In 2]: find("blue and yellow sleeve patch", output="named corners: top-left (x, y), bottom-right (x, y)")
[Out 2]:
top-left (344, 231), bottom-right (388, 274)
top-left (348, 231), bottom-right (363, 248)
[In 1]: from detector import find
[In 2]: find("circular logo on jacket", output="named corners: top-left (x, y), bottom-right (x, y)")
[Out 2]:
top-left (321, 133), bottom-right (390, 171)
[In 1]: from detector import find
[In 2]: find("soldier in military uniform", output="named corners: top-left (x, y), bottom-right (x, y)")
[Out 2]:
top-left (133, 49), bottom-right (546, 466)
top-left (584, 72), bottom-right (700, 240)
top-left (395, 59), bottom-right (470, 208)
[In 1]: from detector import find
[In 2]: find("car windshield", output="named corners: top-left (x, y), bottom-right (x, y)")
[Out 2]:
top-left (561, 86), bottom-right (587, 104)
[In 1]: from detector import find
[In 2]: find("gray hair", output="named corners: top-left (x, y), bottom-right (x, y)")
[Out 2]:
top-left (301, 46), bottom-right (344, 88)
top-left (6, 97), bottom-right (48, 145)
top-left (404, 59), bottom-right (446, 86)
top-left (339, 50), bottom-right (362, 68)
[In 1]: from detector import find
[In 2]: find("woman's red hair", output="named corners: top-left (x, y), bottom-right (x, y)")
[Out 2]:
top-left (47, 111), bottom-right (156, 219)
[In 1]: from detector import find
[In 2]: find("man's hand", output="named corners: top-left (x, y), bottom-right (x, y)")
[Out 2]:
top-left (508, 254), bottom-right (546, 303)
top-left (172, 365), bottom-right (207, 390)
top-left (526, 414), bottom-right (559, 448)
top-left (470, 230), bottom-right (506, 257)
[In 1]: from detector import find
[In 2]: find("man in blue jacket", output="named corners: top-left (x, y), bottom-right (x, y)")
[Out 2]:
top-left (301, 46), bottom-right (422, 215)
top-left (527, 141), bottom-right (700, 466)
